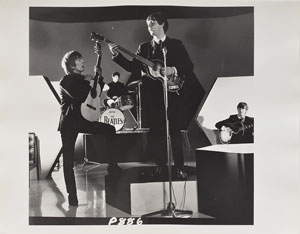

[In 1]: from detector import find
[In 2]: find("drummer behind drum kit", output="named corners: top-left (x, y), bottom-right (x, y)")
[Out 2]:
top-left (99, 80), bottom-right (143, 132)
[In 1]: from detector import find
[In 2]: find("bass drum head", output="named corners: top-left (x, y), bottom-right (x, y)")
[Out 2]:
top-left (100, 108), bottom-right (125, 131)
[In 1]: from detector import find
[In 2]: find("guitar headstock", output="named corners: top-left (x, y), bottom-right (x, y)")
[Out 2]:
top-left (90, 32), bottom-right (105, 43)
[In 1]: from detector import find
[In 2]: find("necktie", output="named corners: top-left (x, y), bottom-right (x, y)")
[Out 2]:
top-left (153, 40), bottom-right (162, 55)
top-left (158, 40), bottom-right (162, 51)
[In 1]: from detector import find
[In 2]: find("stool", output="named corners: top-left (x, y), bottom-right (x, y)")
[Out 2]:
top-left (29, 132), bottom-right (41, 186)
top-left (82, 133), bottom-right (101, 170)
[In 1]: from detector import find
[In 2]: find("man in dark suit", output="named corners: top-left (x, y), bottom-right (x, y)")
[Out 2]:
top-left (59, 50), bottom-right (121, 206)
top-left (215, 102), bottom-right (254, 144)
top-left (107, 12), bottom-right (203, 179)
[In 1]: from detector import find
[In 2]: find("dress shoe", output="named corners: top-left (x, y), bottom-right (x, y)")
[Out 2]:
top-left (68, 194), bottom-right (78, 206)
top-left (107, 163), bottom-right (122, 175)
top-left (174, 168), bottom-right (188, 180)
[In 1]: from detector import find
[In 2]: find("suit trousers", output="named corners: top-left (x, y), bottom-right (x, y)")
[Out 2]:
top-left (60, 120), bottom-right (116, 195)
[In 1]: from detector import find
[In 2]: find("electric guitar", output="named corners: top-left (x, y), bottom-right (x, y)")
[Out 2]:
top-left (80, 41), bottom-right (103, 122)
top-left (90, 32), bottom-right (185, 93)
top-left (219, 121), bottom-right (254, 144)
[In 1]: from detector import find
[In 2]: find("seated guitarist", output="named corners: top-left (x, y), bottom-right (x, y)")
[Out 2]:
top-left (215, 102), bottom-right (254, 144)
top-left (58, 50), bottom-right (122, 206)
top-left (106, 12), bottom-right (197, 180)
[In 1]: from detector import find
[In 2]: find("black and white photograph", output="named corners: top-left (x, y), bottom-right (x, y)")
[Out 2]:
top-left (28, 5), bottom-right (254, 225)
top-left (0, 0), bottom-right (299, 234)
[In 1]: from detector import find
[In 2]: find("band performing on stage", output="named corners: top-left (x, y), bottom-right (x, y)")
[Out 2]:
top-left (58, 12), bottom-right (199, 206)
top-left (55, 12), bottom-right (255, 208)
top-left (28, 7), bottom-right (256, 224)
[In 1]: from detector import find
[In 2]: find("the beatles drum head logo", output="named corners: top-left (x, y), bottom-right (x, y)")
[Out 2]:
top-left (100, 108), bottom-right (125, 131)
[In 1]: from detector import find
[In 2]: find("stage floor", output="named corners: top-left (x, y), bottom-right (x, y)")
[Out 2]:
top-left (29, 162), bottom-right (214, 225)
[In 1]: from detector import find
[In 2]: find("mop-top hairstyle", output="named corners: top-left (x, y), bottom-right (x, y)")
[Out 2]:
top-left (112, 72), bottom-right (120, 77)
top-left (147, 12), bottom-right (169, 33)
top-left (237, 102), bottom-right (249, 110)
top-left (61, 51), bottom-right (82, 74)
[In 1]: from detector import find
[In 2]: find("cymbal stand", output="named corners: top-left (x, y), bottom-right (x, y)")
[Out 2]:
top-left (137, 81), bottom-right (142, 129)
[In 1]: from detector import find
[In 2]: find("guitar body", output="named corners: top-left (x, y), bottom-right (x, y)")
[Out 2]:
top-left (143, 59), bottom-right (185, 92)
top-left (80, 80), bottom-right (102, 122)
top-left (219, 121), bottom-right (254, 144)
top-left (219, 127), bottom-right (233, 144)
top-left (80, 40), bottom-right (103, 122)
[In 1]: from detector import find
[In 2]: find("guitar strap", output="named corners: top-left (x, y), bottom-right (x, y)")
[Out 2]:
top-left (59, 85), bottom-right (75, 117)
top-left (239, 121), bottom-right (245, 135)
top-left (98, 76), bottom-right (105, 91)
top-left (60, 85), bottom-right (74, 100)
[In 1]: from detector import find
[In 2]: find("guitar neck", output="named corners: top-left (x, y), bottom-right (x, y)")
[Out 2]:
top-left (94, 53), bottom-right (103, 82)
top-left (238, 123), bottom-right (253, 133)
top-left (228, 122), bottom-right (253, 133)
top-left (103, 38), bottom-right (155, 68)
top-left (245, 124), bottom-right (253, 130)
top-left (95, 54), bottom-right (101, 69)
top-left (243, 123), bottom-right (253, 129)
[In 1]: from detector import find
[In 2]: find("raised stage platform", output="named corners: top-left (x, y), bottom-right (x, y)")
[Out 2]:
top-left (105, 166), bottom-right (199, 216)
top-left (195, 143), bottom-right (254, 224)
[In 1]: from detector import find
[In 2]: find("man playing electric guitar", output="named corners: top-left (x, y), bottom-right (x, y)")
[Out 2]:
top-left (105, 12), bottom-right (201, 179)
top-left (215, 102), bottom-right (254, 144)
top-left (58, 50), bottom-right (122, 206)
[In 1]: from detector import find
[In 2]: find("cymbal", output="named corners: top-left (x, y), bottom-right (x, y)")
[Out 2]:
top-left (127, 90), bottom-right (137, 94)
top-left (127, 80), bottom-right (142, 89)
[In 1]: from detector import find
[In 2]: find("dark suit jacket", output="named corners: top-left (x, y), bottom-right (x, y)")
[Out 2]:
top-left (114, 36), bottom-right (194, 82)
top-left (58, 73), bottom-right (90, 131)
top-left (113, 36), bottom-right (205, 129)
top-left (215, 115), bottom-right (254, 143)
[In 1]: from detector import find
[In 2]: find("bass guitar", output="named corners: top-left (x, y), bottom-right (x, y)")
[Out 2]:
top-left (80, 40), bottom-right (103, 122)
top-left (219, 121), bottom-right (253, 144)
top-left (90, 31), bottom-right (185, 93)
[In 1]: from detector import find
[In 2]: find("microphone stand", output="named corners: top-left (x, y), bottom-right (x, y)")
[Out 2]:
top-left (142, 47), bottom-right (192, 218)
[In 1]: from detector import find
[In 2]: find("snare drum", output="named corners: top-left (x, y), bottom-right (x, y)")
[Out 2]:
top-left (100, 108), bottom-right (125, 131)
top-left (116, 95), bottom-right (134, 111)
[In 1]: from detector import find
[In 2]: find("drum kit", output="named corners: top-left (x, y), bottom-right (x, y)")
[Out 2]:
top-left (99, 80), bottom-right (143, 132)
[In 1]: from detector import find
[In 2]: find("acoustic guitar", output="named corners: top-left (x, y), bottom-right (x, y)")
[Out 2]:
top-left (80, 40), bottom-right (103, 122)
top-left (90, 32), bottom-right (185, 93)
top-left (219, 121), bottom-right (253, 144)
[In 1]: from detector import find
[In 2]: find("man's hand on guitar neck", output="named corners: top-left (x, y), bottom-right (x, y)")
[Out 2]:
top-left (83, 66), bottom-right (102, 82)
top-left (94, 66), bottom-right (102, 74)
top-left (84, 74), bottom-right (93, 81)
top-left (108, 43), bottom-right (119, 57)
top-left (84, 75), bottom-right (98, 88)
top-left (84, 69), bottom-right (102, 82)
top-left (94, 42), bottom-right (102, 55)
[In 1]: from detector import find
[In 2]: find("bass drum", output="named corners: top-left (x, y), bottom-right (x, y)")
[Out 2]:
top-left (100, 108), bottom-right (125, 131)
